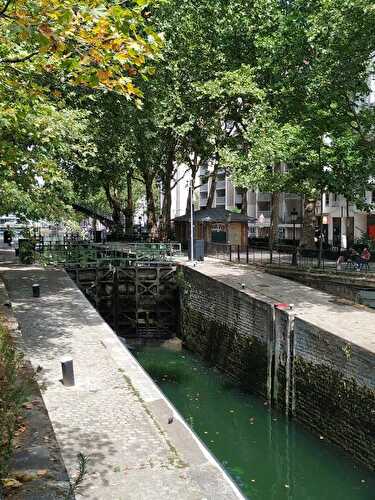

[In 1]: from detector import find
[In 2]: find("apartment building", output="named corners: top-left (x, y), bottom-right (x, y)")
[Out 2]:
top-left (319, 192), bottom-right (372, 248)
top-left (198, 164), bottom-right (303, 241)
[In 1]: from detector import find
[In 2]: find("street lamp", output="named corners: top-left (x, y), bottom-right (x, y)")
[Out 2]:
top-left (185, 179), bottom-right (195, 262)
top-left (290, 208), bottom-right (298, 265)
top-left (290, 208), bottom-right (298, 245)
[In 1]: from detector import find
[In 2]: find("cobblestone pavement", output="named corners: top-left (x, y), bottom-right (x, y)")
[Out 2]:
top-left (181, 258), bottom-right (375, 354)
top-left (0, 256), bottom-right (243, 500)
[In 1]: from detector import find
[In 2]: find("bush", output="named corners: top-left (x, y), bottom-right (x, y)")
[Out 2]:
top-left (0, 321), bottom-right (25, 479)
top-left (354, 232), bottom-right (375, 253)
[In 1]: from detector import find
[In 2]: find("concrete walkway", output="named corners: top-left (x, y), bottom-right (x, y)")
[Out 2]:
top-left (182, 258), bottom-right (375, 355)
top-left (0, 255), bottom-right (243, 499)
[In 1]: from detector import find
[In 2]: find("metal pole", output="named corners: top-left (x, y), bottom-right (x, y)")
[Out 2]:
top-left (190, 179), bottom-right (194, 262)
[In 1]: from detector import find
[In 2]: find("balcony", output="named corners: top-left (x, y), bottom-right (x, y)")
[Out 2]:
top-left (199, 167), bottom-right (209, 177)
top-left (257, 192), bottom-right (271, 202)
top-left (279, 216), bottom-right (303, 225)
top-left (330, 200), bottom-right (341, 207)
top-left (257, 211), bottom-right (271, 221)
top-left (284, 193), bottom-right (300, 200)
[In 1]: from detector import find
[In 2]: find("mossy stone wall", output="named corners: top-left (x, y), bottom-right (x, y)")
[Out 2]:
top-left (179, 267), bottom-right (272, 398)
top-left (180, 265), bottom-right (375, 470)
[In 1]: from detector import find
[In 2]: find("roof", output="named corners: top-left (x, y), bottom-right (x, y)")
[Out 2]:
top-left (173, 208), bottom-right (256, 223)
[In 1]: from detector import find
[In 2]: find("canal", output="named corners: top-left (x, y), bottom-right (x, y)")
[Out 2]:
top-left (134, 345), bottom-right (375, 500)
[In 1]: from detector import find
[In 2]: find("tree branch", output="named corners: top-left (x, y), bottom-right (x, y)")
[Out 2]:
top-left (0, 51), bottom-right (39, 64)
top-left (0, 0), bottom-right (12, 17)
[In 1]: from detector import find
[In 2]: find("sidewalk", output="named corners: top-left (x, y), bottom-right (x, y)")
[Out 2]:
top-left (0, 254), bottom-right (242, 499)
top-left (182, 258), bottom-right (375, 354)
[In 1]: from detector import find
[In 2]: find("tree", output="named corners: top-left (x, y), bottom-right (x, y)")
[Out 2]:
top-left (0, 0), bottom-right (162, 220)
top-left (137, 0), bottom-right (260, 237)
top-left (0, 0), bottom-right (162, 99)
top-left (0, 84), bottom-right (95, 219)
top-left (251, 0), bottom-right (375, 247)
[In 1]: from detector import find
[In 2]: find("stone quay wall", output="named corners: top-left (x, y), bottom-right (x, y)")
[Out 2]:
top-left (265, 266), bottom-right (375, 303)
top-left (179, 266), bottom-right (375, 470)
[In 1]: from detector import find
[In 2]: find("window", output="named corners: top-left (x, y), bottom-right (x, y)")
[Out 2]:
top-left (257, 201), bottom-right (271, 212)
top-left (325, 193), bottom-right (330, 206)
top-left (200, 192), bottom-right (208, 199)
top-left (216, 189), bottom-right (226, 197)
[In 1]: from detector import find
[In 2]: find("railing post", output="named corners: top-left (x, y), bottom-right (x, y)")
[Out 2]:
top-left (246, 245), bottom-right (249, 265)
top-left (237, 244), bottom-right (240, 262)
top-left (229, 244), bottom-right (232, 262)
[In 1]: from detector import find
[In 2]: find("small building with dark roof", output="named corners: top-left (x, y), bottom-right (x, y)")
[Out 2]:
top-left (173, 208), bottom-right (254, 247)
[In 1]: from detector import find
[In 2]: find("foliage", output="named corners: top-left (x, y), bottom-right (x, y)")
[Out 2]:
top-left (0, 0), bottom-right (163, 220)
top-left (249, 0), bottom-right (375, 203)
top-left (0, 0), bottom-right (162, 99)
top-left (0, 321), bottom-right (25, 479)
top-left (355, 232), bottom-right (375, 252)
top-left (64, 452), bottom-right (89, 500)
top-left (0, 84), bottom-right (95, 219)
top-left (2, 0), bottom-right (375, 230)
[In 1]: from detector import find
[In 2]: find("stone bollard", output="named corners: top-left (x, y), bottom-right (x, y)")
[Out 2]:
top-left (32, 284), bottom-right (40, 297)
top-left (61, 358), bottom-right (75, 387)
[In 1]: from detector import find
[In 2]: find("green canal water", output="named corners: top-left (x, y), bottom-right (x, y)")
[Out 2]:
top-left (134, 345), bottom-right (375, 500)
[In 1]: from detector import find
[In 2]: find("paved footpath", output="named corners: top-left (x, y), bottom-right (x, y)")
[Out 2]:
top-left (0, 253), bottom-right (243, 500)
top-left (182, 258), bottom-right (375, 354)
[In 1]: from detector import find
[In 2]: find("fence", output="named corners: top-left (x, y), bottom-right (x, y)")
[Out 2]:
top-left (35, 241), bottom-right (182, 267)
top-left (204, 242), bottom-right (336, 269)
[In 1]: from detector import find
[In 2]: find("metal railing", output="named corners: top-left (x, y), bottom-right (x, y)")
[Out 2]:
top-left (204, 242), bottom-right (324, 268)
top-left (35, 241), bottom-right (182, 267)
top-left (204, 242), bottom-right (374, 273)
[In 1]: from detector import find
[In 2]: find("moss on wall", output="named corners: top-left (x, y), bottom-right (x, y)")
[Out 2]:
top-left (294, 357), bottom-right (375, 470)
top-left (181, 306), bottom-right (268, 397)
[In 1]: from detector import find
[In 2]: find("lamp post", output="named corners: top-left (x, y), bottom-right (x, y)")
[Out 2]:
top-left (290, 208), bottom-right (298, 245)
top-left (290, 208), bottom-right (298, 265)
top-left (189, 179), bottom-right (194, 262)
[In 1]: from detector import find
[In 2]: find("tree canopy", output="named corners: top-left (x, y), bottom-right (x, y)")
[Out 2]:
top-left (0, 0), bottom-right (162, 219)
top-left (1, 0), bottom-right (374, 238)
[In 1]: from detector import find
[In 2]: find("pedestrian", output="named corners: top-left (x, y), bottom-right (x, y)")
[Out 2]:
top-left (348, 247), bottom-right (360, 270)
top-left (5, 225), bottom-right (13, 246)
top-left (359, 247), bottom-right (371, 271)
top-left (336, 254), bottom-right (345, 271)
